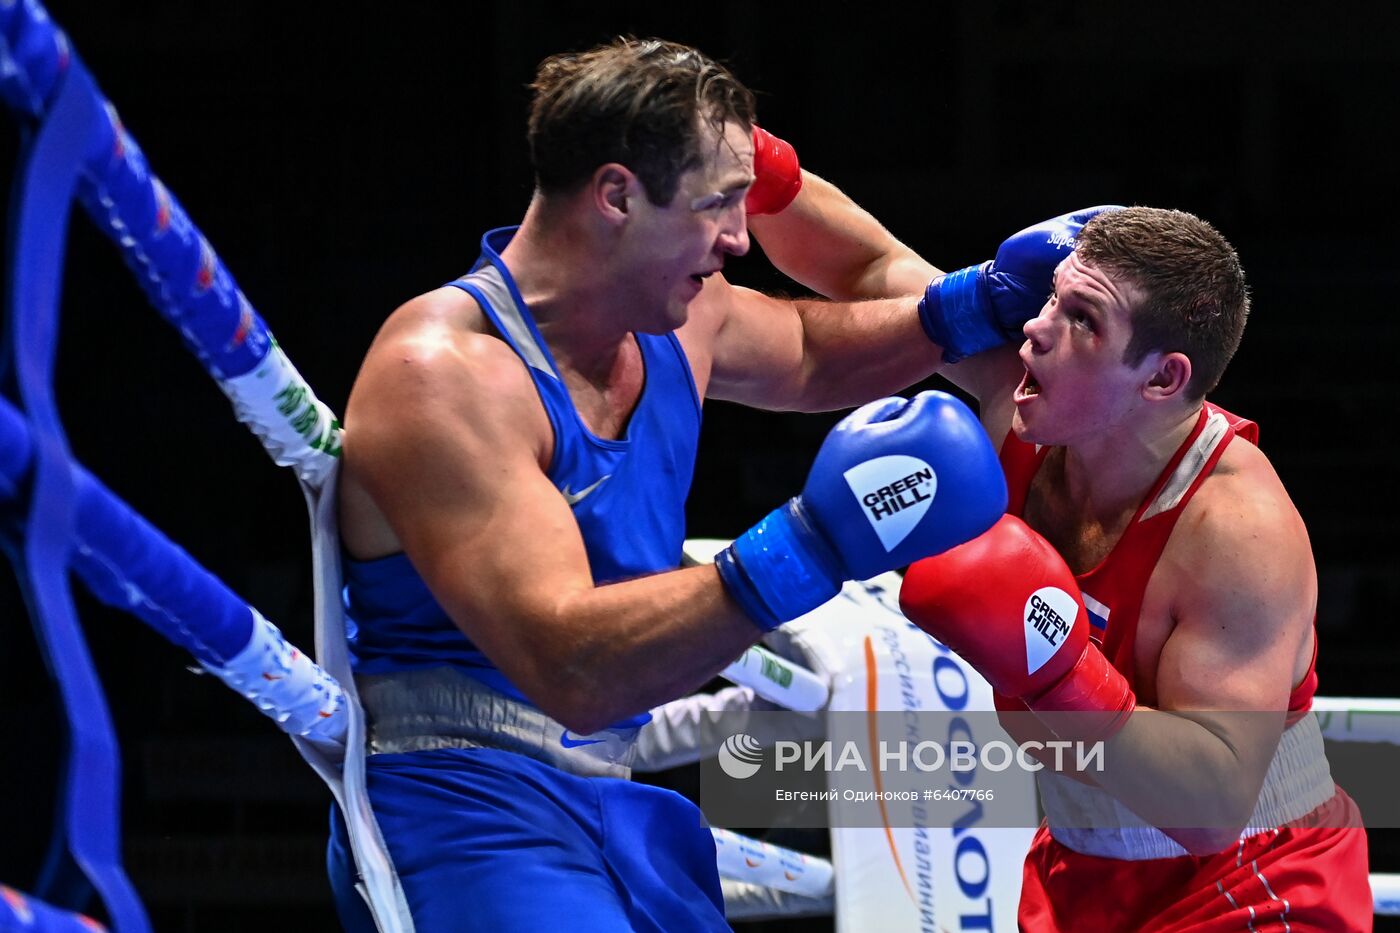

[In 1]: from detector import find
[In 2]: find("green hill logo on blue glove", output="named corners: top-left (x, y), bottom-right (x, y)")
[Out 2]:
top-left (842, 456), bottom-right (937, 551)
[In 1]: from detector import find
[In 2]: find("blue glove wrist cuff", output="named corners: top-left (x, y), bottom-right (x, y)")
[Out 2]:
top-left (716, 499), bottom-right (845, 633)
top-left (917, 263), bottom-right (1004, 364)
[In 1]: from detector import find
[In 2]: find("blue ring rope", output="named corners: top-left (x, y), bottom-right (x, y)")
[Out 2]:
top-left (5, 54), bottom-right (150, 931)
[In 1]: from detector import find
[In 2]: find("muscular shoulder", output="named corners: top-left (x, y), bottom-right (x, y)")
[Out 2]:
top-left (345, 287), bottom-right (552, 475)
top-left (361, 286), bottom-right (510, 374)
top-left (1146, 437), bottom-right (1316, 714)
top-left (1157, 438), bottom-right (1315, 669)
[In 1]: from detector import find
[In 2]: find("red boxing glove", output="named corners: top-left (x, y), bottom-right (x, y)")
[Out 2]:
top-left (746, 125), bottom-right (802, 216)
top-left (899, 515), bottom-right (1136, 742)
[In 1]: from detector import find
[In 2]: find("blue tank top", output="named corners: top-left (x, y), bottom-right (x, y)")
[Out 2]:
top-left (342, 227), bottom-right (703, 715)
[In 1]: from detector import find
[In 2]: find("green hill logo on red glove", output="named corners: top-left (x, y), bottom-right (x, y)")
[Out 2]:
top-left (841, 455), bottom-right (936, 552)
top-left (1025, 586), bottom-right (1078, 676)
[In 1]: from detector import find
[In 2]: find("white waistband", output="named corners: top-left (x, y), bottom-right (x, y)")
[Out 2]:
top-left (1041, 713), bottom-right (1335, 860)
top-left (357, 666), bottom-right (640, 779)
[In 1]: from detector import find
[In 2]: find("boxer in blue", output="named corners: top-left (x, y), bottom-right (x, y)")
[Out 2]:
top-left (328, 37), bottom-right (1096, 931)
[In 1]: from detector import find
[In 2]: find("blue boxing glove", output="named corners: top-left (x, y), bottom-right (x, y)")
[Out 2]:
top-left (919, 205), bottom-right (1123, 363)
top-left (716, 391), bottom-right (1006, 632)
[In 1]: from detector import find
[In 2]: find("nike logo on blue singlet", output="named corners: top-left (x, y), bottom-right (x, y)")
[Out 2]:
top-left (561, 474), bottom-right (611, 507)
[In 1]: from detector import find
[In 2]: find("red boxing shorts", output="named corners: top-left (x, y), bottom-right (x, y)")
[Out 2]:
top-left (1018, 786), bottom-right (1372, 932)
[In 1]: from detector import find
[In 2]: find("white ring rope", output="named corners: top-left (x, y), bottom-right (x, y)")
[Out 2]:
top-left (721, 644), bottom-right (830, 712)
top-left (1374, 874), bottom-right (1400, 916)
top-left (712, 828), bottom-right (835, 899)
top-left (1312, 697), bottom-right (1400, 745)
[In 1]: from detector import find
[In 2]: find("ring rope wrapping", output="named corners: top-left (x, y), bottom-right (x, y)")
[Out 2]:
top-left (2, 44), bottom-right (147, 933)
top-left (0, 2), bottom-right (375, 928)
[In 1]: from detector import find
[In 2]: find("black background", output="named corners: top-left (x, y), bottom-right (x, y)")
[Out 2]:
top-left (2, 1), bottom-right (1398, 929)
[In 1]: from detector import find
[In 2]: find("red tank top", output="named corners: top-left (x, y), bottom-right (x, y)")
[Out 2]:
top-left (999, 402), bottom-right (1317, 715)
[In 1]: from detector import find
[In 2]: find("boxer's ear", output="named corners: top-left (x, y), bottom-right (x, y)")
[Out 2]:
top-left (1143, 351), bottom-right (1191, 402)
top-left (592, 163), bottom-right (636, 224)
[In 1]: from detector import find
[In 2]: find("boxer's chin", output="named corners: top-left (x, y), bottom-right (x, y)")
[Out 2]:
top-left (1013, 406), bottom-right (1036, 437)
top-left (1010, 407), bottom-right (1044, 445)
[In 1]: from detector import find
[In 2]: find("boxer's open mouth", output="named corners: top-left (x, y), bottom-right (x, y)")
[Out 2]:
top-left (1016, 368), bottom-right (1041, 400)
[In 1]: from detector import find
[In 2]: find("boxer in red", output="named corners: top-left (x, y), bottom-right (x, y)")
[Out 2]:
top-left (899, 208), bottom-right (1372, 930)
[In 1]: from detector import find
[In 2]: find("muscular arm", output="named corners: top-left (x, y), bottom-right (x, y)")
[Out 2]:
top-left (747, 170), bottom-right (936, 301)
top-left (686, 171), bottom-right (950, 411)
top-left (1091, 468), bottom-right (1316, 853)
top-left (696, 276), bottom-right (1025, 415)
top-left (697, 278), bottom-right (942, 412)
top-left (673, 167), bottom-right (943, 410)
top-left (345, 300), bottom-right (760, 735)
top-left (736, 170), bottom-right (1052, 415)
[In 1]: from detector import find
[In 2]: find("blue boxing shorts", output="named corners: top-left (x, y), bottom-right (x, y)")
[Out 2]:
top-left (327, 746), bottom-right (728, 932)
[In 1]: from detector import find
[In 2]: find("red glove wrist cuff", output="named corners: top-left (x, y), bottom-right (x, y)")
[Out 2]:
top-left (747, 125), bottom-right (802, 215)
top-left (1028, 643), bottom-right (1136, 743)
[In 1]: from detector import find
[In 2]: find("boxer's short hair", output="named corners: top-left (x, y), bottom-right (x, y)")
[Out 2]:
top-left (528, 38), bottom-right (755, 206)
top-left (1078, 207), bottom-right (1250, 399)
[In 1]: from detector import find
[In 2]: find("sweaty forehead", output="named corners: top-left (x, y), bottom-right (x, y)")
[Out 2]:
top-left (1058, 252), bottom-right (1141, 312)
top-left (1058, 252), bottom-right (1125, 292)
top-left (696, 117), bottom-right (754, 182)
